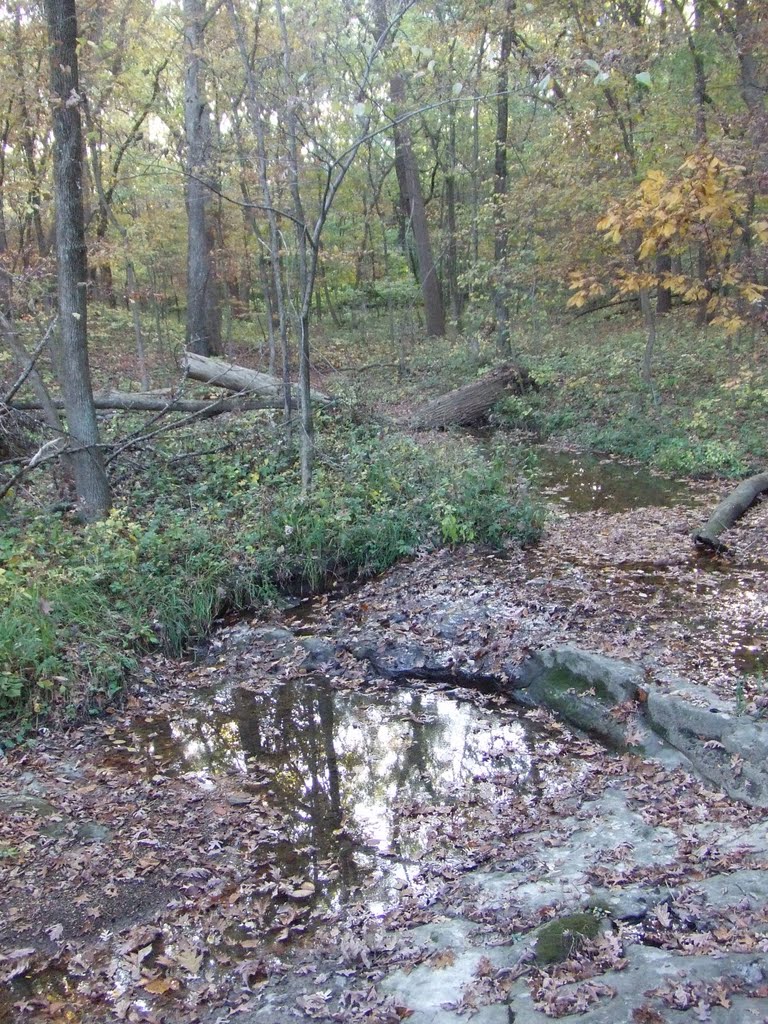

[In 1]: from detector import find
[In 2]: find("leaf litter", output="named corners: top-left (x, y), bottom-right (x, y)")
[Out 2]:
top-left (1, 458), bottom-right (767, 1022)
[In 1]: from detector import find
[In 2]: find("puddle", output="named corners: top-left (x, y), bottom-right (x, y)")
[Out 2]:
top-left (531, 447), bottom-right (689, 513)
top-left (125, 677), bottom-right (543, 926)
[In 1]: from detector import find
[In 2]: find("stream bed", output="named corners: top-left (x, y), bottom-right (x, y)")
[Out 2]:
top-left (2, 445), bottom-right (767, 1023)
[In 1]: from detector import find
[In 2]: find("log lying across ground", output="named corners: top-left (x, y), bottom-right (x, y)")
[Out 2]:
top-left (12, 355), bottom-right (332, 418)
top-left (182, 351), bottom-right (329, 403)
top-left (11, 391), bottom-right (280, 415)
top-left (693, 470), bottom-right (768, 553)
top-left (409, 362), bottom-right (535, 430)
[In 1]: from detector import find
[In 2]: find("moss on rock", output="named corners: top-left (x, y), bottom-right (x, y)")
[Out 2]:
top-left (534, 912), bottom-right (601, 964)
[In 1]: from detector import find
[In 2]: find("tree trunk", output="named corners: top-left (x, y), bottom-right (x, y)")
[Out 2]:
top-left (44, 0), bottom-right (110, 522)
top-left (0, 105), bottom-right (12, 314)
top-left (493, 10), bottom-right (514, 358)
top-left (639, 287), bottom-right (658, 402)
top-left (225, 0), bottom-right (291, 425)
top-left (126, 261), bottom-right (149, 390)
top-left (410, 362), bottom-right (534, 429)
top-left (656, 251), bottom-right (672, 314)
top-left (182, 350), bottom-right (328, 402)
top-left (275, 0), bottom-right (315, 489)
top-left (0, 313), bottom-right (63, 432)
top-left (445, 102), bottom-right (463, 327)
top-left (734, 0), bottom-right (765, 121)
top-left (389, 71), bottom-right (445, 337)
top-left (693, 471), bottom-right (768, 553)
top-left (184, 0), bottom-right (221, 357)
top-left (14, 7), bottom-right (49, 259)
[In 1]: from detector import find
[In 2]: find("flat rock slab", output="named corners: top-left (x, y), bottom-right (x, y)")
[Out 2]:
top-left (505, 945), bottom-right (768, 1023)
top-left (512, 645), bottom-right (768, 806)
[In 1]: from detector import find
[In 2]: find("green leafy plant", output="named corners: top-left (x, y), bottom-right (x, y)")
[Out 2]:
top-left (0, 413), bottom-right (542, 734)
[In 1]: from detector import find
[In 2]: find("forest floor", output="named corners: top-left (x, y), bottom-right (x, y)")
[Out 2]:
top-left (2, 310), bottom-right (768, 1021)
top-left (2, 426), bottom-right (767, 1023)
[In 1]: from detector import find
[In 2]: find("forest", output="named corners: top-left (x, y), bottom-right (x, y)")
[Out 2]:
top-left (1, 2), bottom-right (768, 1020)
top-left (0, 0), bottom-right (766, 727)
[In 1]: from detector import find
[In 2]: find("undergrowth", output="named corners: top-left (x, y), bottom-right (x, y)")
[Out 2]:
top-left (0, 412), bottom-right (542, 741)
top-left (493, 313), bottom-right (767, 477)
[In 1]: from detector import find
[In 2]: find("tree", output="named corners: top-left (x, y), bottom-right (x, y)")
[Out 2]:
top-left (373, 0), bottom-right (445, 338)
top-left (569, 151), bottom-right (768, 389)
top-left (44, 0), bottom-right (110, 522)
top-left (492, 2), bottom-right (514, 356)
top-left (183, 0), bottom-right (221, 356)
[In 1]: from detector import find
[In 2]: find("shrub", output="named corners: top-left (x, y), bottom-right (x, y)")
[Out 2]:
top-left (0, 414), bottom-right (542, 736)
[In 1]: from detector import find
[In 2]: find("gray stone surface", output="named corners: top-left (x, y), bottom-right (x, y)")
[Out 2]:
top-left (510, 646), bottom-right (768, 806)
top-left (505, 946), bottom-right (768, 1023)
top-left (646, 682), bottom-right (768, 806)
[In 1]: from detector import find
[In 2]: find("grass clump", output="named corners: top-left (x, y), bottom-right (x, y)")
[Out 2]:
top-left (0, 412), bottom-right (542, 739)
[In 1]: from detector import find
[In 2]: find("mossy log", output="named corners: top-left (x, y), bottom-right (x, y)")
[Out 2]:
top-left (409, 362), bottom-right (534, 430)
top-left (693, 470), bottom-right (768, 553)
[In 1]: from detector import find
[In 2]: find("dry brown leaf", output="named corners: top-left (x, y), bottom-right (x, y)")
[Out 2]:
top-left (428, 949), bottom-right (456, 970)
top-left (142, 976), bottom-right (176, 995)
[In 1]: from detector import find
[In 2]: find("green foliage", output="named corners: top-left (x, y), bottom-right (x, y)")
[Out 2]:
top-left (535, 912), bottom-right (602, 964)
top-left (501, 315), bottom-right (766, 478)
top-left (0, 414), bottom-right (542, 735)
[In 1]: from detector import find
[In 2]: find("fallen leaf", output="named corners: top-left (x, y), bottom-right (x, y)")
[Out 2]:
top-left (173, 946), bottom-right (203, 975)
top-left (143, 976), bottom-right (176, 994)
top-left (428, 949), bottom-right (456, 969)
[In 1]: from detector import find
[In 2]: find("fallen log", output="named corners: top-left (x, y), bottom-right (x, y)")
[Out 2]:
top-left (692, 470), bottom-right (768, 553)
top-left (182, 351), bottom-right (329, 403)
top-left (410, 362), bottom-right (534, 430)
top-left (11, 390), bottom-right (280, 415)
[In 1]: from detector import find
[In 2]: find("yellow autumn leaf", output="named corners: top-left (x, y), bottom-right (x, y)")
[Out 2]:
top-left (143, 977), bottom-right (176, 995)
top-left (740, 283), bottom-right (767, 303)
top-left (712, 314), bottom-right (744, 335)
top-left (638, 237), bottom-right (657, 259)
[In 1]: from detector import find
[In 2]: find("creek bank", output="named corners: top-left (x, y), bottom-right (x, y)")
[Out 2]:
top-left (341, 635), bottom-right (768, 806)
top-left (2, 449), bottom-right (767, 1023)
top-left (512, 646), bottom-right (768, 808)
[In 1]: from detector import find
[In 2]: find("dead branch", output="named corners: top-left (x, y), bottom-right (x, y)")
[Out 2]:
top-left (11, 390), bottom-right (282, 415)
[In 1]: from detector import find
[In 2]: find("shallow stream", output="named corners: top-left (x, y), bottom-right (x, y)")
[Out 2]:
top-left (4, 445), bottom-right (767, 1023)
top-left (118, 445), bottom-right (764, 923)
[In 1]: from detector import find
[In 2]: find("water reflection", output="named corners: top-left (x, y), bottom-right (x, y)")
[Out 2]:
top-left (131, 679), bottom-right (533, 912)
top-left (532, 448), bottom-right (688, 512)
